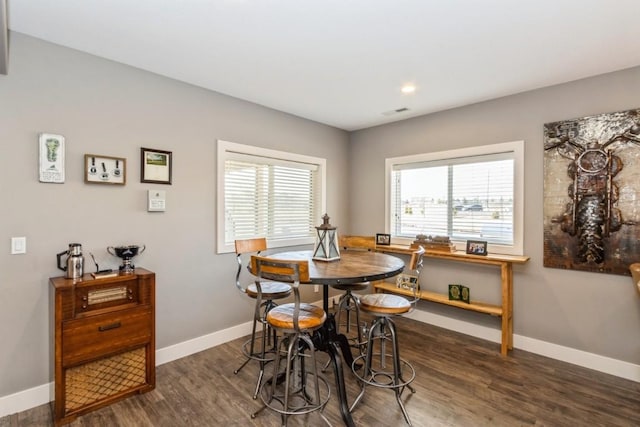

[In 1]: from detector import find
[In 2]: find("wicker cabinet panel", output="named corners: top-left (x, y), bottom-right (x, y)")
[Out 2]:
top-left (65, 346), bottom-right (148, 411)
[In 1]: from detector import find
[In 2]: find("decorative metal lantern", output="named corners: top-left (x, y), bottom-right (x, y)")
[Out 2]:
top-left (313, 213), bottom-right (341, 261)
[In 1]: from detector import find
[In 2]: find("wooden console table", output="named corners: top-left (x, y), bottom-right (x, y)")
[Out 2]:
top-left (50, 269), bottom-right (155, 425)
top-left (374, 245), bottom-right (529, 356)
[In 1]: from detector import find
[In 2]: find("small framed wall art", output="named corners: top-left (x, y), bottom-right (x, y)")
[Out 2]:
top-left (85, 154), bottom-right (126, 185)
top-left (141, 147), bottom-right (172, 184)
top-left (39, 133), bottom-right (65, 183)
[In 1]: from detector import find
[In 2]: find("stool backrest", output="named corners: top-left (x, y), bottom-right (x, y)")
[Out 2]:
top-left (234, 238), bottom-right (268, 293)
top-left (409, 246), bottom-right (425, 273)
top-left (406, 246), bottom-right (425, 308)
top-left (250, 256), bottom-right (310, 332)
top-left (339, 235), bottom-right (376, 251)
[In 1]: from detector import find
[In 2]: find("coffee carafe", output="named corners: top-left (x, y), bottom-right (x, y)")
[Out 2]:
top-left (57, 243), bottom-right (84, 279)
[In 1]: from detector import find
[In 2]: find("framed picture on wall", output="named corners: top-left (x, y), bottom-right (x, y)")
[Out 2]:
top-left (141, 147), bottom-right (172, 184)
top-left (85, 154), bottom-right (126, 185)
top-left (38, 133), bottom-right (65, 183)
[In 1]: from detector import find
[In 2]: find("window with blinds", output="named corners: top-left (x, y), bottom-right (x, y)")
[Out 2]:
top-left (386, 141), bottom-right (524, 255)
top-left (217, 140), bottom-right (326, 253)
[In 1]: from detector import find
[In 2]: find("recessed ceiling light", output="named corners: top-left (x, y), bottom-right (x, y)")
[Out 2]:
top-left (401, 84), bottom-right (416, 94)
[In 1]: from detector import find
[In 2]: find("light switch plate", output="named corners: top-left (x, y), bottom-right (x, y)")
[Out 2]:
top-left (11, 237), bottom-right (26, 254)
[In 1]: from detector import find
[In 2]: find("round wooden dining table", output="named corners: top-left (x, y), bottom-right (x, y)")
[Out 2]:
top-left (268, 249), bottom-right (405, 427)
top-left (269, 249), bottom-right (405, 309)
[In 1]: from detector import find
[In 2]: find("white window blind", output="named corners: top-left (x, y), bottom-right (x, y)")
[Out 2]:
top-left (386, 141), bottom-right (524, 255)
top-left (217, 140), bottom-right (326, 253)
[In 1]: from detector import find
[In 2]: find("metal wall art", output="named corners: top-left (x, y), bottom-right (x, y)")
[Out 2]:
top-left (543, 108), bottom-right (640, 275)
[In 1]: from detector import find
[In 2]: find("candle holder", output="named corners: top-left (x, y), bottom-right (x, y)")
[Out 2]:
top-left (312, 214), bottom-right (340, 261)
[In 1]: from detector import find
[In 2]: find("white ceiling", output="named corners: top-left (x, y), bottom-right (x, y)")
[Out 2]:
top-left (7, 0), bottom-right (640, 131)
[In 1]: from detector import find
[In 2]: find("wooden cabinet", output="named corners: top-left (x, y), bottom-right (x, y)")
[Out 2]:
top-left (50, 269), bottom-right (155, 426)
top-left (374, 245), bottom-right (528, 356)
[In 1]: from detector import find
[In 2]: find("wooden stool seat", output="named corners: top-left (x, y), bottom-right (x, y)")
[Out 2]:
top-left (267, 303), bottom-right (327, 331)
top-left (331, 283), bottom-right (368, 292)
top-left (246, 281), bottom-right (292, 299)
top-left (359, 293), bottom-right (411, 315)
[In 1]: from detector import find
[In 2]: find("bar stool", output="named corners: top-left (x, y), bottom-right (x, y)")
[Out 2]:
top-left (331, 235), bottom-right (376, 352)
top-left (234, 238), bottom-right (292, 399)
top-left (350, 246), bottom-right (425, 426)
top-left (250, 256), bottom-right (331, 426)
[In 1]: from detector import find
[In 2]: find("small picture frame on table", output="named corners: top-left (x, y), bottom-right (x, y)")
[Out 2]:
top-left (466, 240), bottom-right (488, 256)
top-left (448, 284), bottom-right (461, 300)
top-left (376, 233), bottom-right (391, 246)
top-left (448, 284), bottom-right (470, 303)
top-left (460, 285), bottom-right (470, 303)
top-left (141, 147), bottom-right (172, 184)
top-left (84, 154), bottom-right (126, 185)
top-left (396, 274), bottom-right (419, 291)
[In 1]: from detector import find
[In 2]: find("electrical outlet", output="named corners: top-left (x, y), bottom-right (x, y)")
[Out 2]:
top-left (314, 285), bottom-right (319, 292)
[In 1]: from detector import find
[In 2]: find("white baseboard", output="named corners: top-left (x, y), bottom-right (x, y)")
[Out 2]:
top-left (406, 309), bottom-right (640, 383)
top-left (2, 307), bottom-right (638, 418)
top-left (0, 383), bottom-right (53, 419)
top-left (156, 321), bottom-right (253, 366)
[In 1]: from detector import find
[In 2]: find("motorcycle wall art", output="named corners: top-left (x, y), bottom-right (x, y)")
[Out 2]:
top-left (543, 108), bottom-right (640, 276)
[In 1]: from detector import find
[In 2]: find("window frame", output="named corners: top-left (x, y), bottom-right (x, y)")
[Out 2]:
top-left (385, 140), bottom-right (524, 256)
top-left (217, 140), bottom-right (327, 254)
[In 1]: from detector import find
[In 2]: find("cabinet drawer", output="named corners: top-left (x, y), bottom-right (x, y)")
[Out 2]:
top-left (62, 306), bottom-right (152, 367)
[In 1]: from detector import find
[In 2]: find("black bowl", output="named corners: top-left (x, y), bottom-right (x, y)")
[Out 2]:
top-left (111, 245), bottom-right (142, 258)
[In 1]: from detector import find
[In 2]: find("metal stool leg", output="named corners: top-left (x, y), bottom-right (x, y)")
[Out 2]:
top-left (350, 315), bottom-right (416, 426)
top-left (256, 332), bottom-right (331, 426)
top-left (235, 299), bottom-right (279, 400)
top-left (387, 319), bottom-right (413, 426)
top-left (335, 291), bottom-right (364, 350)
top-left (234, 312), bottom-right (259, 374)
top-left (324, 292), bottom-right (364, 373)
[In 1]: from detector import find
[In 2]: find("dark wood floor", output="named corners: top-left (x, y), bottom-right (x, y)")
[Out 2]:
top-left (2, 315), bottom-right (639, 426)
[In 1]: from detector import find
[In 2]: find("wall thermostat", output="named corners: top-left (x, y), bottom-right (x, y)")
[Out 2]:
top-left (147, 190), bottom-right (166, 212)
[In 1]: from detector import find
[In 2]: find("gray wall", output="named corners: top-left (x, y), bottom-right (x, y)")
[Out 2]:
top-left (349, 66), bottom-right (640, 364)
top-left (1, 31), bottom-right (639, 403)
top-left (0, 33), bottom-right (349, 397)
